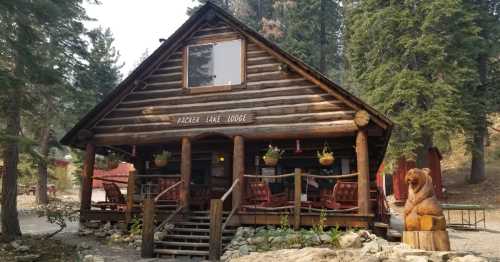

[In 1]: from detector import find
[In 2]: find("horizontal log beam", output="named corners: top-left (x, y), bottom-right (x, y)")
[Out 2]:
top-left (100, 102), bottom-right (349, 126)
top-left (92, 120), bottom-right (358, 145)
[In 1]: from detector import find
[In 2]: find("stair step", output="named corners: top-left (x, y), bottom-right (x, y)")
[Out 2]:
top-left (164, 234), bottom-right (233, 240)
top-left (176, 221), bottom-right (210, 226)
top-left (186, 216), bottom-right (210, 220)
top-left (172, 228), bottom-right (236, 234)
top-left (156, 241), bottom-right (209, 248)
top-left (154, 248), bottom-right (209, 256)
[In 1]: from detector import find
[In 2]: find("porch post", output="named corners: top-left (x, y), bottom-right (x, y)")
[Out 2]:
top-left (232, 135), bottom-right (244, 209)
top-left (356, 129), bottom-right (370, 215)
top-left (180, 137), bottom-right (191, 209)
top-left (80, 143), bottom-right (96, 219)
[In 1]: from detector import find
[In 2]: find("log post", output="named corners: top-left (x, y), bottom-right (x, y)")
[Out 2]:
top-left (294, 168), bottom-right (302, 230)
top-left (356, 129), bottom-right (370, 215)
top-left (209, 199), bottom-right (223, 261)
top-left (180, 137), bottom-right (191, 209)
top-left (126, 170), bottom-right (136, 224)
top-left (141, 196), bottom-right (155, 258)
top-left (232, 135), bottom-right (244, 209)
top-left (80, 143), bottom-right (96, 221)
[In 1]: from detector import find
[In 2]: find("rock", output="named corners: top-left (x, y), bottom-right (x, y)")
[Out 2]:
top-left (110, 233), bottom-right (123, 242)
top-left (221, 250), bottom-right (240, 262)
top-left (154, 231), bottom-right (167, 241)
top-left (15, 254), bottom-right (40, 262)
top-left (338, 232), bottom-right (362, 248)
top-left (391, 244), bottom-right (429, 258)
top-left (103, 222), bottom-right (111, 230)
top-left (78, 242), bottom-right (91, 250)
top-left (358, 230), bottom-right (377, 242)
top-left (10, 241), bottom-right (22, 249)
top-left (430, 251), bottom-right (471, 262)
top-left (319, 233), bottom-right (332, 244)
top-left (285, 234), bottom-right (301, 245)
top-left (270, 236), bottom-right (285, 246)
top-left (78, 229), bottom-right (93, 236)
top-left (361, 241), bottom-right (381, 256)
top-left (405, 255), bottom-right (429, 262)
top-left (94, 231), bottom-right (107, 238)
top-left (449, 255), bottom-right (488, 262)
top-left (82, 255), bottom-right (105, 262)
top-left (247, 236), bottom-right (266, 245)
top-left (239, 245), bottom-right (250, 256)
top-left (84, 221), bottom-right (100, 229)
top-left (15, 245), bottom-right (30, 252)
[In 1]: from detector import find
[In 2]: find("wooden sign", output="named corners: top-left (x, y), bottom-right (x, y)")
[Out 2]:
top-left (173, 112), bottom-right (254, 127)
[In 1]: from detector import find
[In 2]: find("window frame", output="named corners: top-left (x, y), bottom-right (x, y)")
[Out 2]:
top-left (183, 38), bottom-right (245, 92)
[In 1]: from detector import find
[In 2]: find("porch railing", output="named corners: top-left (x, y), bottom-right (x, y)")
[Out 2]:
top-left (243, 169), bottom-right (359, 229)
top-left (209, 178), bottom-right (240, 261)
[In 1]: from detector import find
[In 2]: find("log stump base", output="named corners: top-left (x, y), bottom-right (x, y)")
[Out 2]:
top-left (402, 230), bottom-right (450, 251)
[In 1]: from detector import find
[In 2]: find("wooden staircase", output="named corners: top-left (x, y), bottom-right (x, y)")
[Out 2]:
top-left (154, 210), bottom-right (236, 260)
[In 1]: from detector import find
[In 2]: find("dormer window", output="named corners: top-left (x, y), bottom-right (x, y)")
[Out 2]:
top-left (186, 39), bottom-right (242, 88)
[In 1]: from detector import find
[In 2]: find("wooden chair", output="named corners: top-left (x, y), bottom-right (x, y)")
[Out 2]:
top-left (313, 181), bottom-right (358, 210)
top-left (190, 185), bottom-right (210, 210)
top-left (156, 178), bottom-right (180, 208)
top-left (93, 182), bottom-right (127, 211)
top-left (244, 181), bottom-right (288, 208)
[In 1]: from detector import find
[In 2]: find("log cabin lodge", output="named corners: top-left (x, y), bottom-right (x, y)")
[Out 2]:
top-left (61, 2), bottom-right (393, 259)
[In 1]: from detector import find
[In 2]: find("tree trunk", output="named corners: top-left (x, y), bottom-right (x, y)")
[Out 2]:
top-left (469, 53), bottom-right (488, 184)
top-left (1, 92), bottom-right (22, 241)
top-left (416, 133), bottom-right (432, 168)
top-left (36, 124), bottom-right (50, 205)
top-left (319, 0), bottom-right (327, 74)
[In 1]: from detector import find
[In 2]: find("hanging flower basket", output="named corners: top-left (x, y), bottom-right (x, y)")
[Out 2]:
top-left (317, 144), bottom-right (334, 166)
top-left (263, 145), bottom-right (284, 166)
top-left (154, 150), bottom-right (172, 167)
top-left (106, 152), bottom-right (121, 170)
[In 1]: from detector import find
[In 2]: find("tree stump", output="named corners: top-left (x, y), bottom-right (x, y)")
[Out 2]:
top-left (402, 230), bottom-right (450, 251)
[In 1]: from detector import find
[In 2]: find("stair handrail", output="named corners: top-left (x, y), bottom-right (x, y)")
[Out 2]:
top-left (209, 178), bottom-right (240, 261)
top-left (154, 180), bottom-right (183, 203)
top-left (154, 205), bottom-right (183, 232)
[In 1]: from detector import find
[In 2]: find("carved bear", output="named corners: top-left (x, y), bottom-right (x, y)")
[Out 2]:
top-left (404, 168), bottom-right (445, 231)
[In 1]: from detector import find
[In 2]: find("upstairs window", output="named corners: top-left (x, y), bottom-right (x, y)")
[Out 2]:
top-left (187, 39), bottom-right (242, 88)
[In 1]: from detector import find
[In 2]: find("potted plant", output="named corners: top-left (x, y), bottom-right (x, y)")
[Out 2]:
top-left (154, 150), bottom-right (172, 167)
top-left (107, 152), bottom-right (121, 170)
top-left (317, 145), bottom-right (334, 166)
top-left (262, 145), bottom-right (284, 166)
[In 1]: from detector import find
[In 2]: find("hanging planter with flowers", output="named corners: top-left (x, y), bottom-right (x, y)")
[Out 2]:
top-left (262, 144), bottom-right (284, 166)
top-left (106, 152), bottom-right (121, 170)
top-left (154, 150), bottom-right (172, 167)
top-left (317, 143), bottom-right (334, 166)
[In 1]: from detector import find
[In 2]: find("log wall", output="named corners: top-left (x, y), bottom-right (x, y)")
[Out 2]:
top-left (90, 19), bottom-right (358, 145)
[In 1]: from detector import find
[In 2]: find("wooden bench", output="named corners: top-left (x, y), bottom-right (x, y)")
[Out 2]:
top-left (441, 203), bottom-right (486, 230)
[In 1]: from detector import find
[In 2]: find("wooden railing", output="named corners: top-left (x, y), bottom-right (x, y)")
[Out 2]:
top-left (140, 181), bottom-right (184, 258)
top-left (209, 178), bottom-right (240, 261)
top-left (243, 169), bottom-right (359, 229)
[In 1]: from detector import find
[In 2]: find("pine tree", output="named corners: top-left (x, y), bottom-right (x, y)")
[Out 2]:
top-left (344, 0), bottom-right (481, 166)
top-left (0, 0), bottom-right (89, 240)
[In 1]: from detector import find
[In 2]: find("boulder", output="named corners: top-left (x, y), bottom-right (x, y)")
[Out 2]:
top-left (405, 255), bottom-right (429, 262)
top-left (154, 231), bottom-right (167, 241)
top-left (15, 254), bottom-right (40, 262)
top-left (361, 241), bottom-right (381, 256)
top-left (338, 232), bottom-right (362, 248)
top-left (247, 236), bottom-right (266, 246)
top-left (239, 245), bottom-right (250, 256)
top-left (449, 255), bottom-right (488, 262)
top-left (319, 233), bottom-right (332, 244)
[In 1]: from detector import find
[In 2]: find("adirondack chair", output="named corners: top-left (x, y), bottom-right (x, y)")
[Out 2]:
top-left (156, 178), bottom-right (181, 208)
top-left (244, 181), bottom-right (288, 208)
top-left (313, 181), bottom-right (358, 210)
top-left (93, 182), bottom-right (127, 211)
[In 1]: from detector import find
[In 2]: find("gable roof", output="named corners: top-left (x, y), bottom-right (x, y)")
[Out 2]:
top-left (61, 2), bottom-right (392, 147)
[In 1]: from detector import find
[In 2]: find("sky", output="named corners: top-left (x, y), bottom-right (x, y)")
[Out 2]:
top-left (84, 0), bottom-right (199, 75)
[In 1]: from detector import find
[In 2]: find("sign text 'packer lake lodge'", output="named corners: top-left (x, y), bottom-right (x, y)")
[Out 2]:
top-left (173, 112), bottom-right (255, 127)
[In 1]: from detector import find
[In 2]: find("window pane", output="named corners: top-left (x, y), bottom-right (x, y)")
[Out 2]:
top-left (213, 40), bottom-right (241, 86)
top-left (188, 44), bottom-right (214, 87)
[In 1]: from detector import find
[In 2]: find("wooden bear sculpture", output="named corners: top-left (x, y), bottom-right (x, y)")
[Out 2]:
top-left (402, 168), bottom-right (450, 251)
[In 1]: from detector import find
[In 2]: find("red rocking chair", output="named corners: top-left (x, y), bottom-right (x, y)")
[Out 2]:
top-left (313, 181), bottom-right (358, 210)
top-left (93, 182), bottom-right (127, 211)
top-left (244, 181), bottom-right (288, 208)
